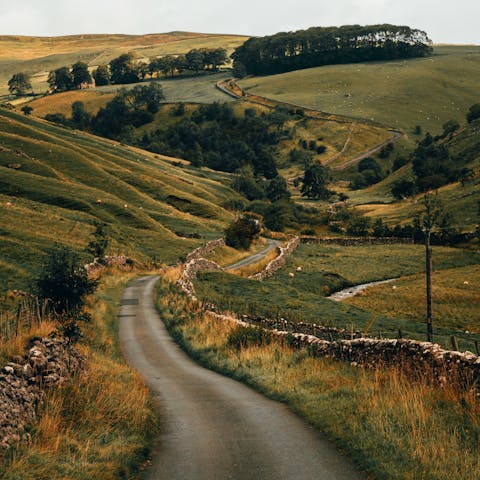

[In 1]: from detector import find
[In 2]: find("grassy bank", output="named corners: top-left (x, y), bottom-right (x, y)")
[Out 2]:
top-left (0, 270), bottom-right (158, 480)
top-left (155, 277), bottom-right (480, 480)
top-left (194, 243), bottom-right (480, 349)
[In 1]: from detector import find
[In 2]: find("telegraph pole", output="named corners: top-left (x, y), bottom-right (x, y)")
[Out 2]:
top-left (422, 192), bottom-right (441, 343)
top-left (425, 225), bottom-right (433, 342)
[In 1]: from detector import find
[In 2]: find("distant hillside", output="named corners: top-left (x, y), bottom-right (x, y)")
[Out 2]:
top-left (0, 32), bottom-right (249, 96)
top-left (0, 108), bottom-right (241, 292)
top-left (239, 46), bottom-right (480, 134)
top-left (352, 119), bottom-right (480, 228)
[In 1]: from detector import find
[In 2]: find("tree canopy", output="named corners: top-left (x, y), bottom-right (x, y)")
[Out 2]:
top-left (232, 24), bottom-right (432, 75)
top-left (301, 163), bottom-right (332, 199)
top-left (8, 72), bottom-right (32, 96)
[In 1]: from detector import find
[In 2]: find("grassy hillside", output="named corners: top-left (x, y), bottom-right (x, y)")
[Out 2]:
top-left (239, 46), bottom-right (480, 135)
top-left (26, 73), bottom-right (234, 116)
top-left (195, 243), bottom-right (480, 349)
top-left (0, 108), bottom-right (240, 292)
top-left (0, 32), bottom-right (248, 96)
top-left (350, 119), bottom-right (480, 228)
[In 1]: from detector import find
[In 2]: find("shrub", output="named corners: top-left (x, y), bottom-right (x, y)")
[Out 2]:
top-left (225, 214), bottom-right (261, 249)
top-left (391, 179), bottom-right (416, 199)
top-left (35, 245), bottom-right (98, 342)
top-left (466, 103), bottom-right (480, 124)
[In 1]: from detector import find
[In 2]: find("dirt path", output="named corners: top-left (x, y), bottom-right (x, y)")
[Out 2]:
top-left (224, 238), bottom-right (281, 271)
top-left (119, 276), bottom-right (366, 480)
top-left (328, 278), bottom-right (398, 301)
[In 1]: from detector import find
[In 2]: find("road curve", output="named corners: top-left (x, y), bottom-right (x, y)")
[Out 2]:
top-left (119, 276), bottom-right (366, 480)
top-left (224, 238), bottom-right (281, 271)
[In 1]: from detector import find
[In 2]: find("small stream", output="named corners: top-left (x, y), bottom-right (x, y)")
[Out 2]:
top-left (328, 278), bottom-right (398, 302)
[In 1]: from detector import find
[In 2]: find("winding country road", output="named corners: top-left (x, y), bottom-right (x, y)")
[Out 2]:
top-left (119, 276), bottom-right (365, 480)
top-left (224, 238), bottom-right (281, 271)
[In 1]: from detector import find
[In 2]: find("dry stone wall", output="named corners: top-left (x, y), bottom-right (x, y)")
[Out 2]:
top-left (249, 237), bottom-right (300, 281)
top-left (207, 309), bottom-right (480, 389)
top-left (178, 240), bottom-right (480, 392)
top-left (178, 239), bottom-right (225, 297)
top-left (300, 236), bottom-right (414, 246)
top-left (0, 337), bottom-right (85, 453)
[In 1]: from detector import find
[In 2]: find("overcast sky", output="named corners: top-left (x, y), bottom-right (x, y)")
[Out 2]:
top-left (0, 0), bottom-right (478, 44)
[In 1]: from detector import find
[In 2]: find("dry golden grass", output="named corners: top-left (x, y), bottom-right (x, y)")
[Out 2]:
top-left (0, 320), bottom-right (56, 365)
top-left (346, 265), bottom-right (480, 333)
top-left (27, 91), bottom-right (115, 117)
top-left (0, 271), bottom-right (158, 479)
top-left (156, 279), bottom-right (480, 480)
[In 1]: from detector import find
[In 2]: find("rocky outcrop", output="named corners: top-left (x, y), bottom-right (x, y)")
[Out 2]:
top-left (0, 337), bottom-right (85, 453)
top-left (249, 237), bottom-right (300, 281)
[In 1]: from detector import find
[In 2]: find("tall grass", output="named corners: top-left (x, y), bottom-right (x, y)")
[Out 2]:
top-left (0, 271), bottom-right (158, 480)
top-left (156, 275), bottom-right (480, 480)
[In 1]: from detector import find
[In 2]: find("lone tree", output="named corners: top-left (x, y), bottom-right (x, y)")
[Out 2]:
top-left (8, 72), bottom-right (32, 96)
top-left (225, 214), bottom-right (261, 250)
top-left (418, 192), bottom-right (444, 343)
top-left (36, 244), bottom-right (98, 342)
top-left (21, 105), bottom-right (33, 116)
top-left (71, 101), bottom-right (91, 130)
top-left (301, 163), bottom-right (332, 199)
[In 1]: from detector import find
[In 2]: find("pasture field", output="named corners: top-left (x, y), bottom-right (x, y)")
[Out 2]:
top-left (239, 46), bottom-right (480, 135)
top-left (0, 108), bottom-right (241, 292)
top-left (346, 264), bottom-right (480, 333)
top-left (0, 32), bottom-right (248, 96)
top-left (194, 243), bottom-right (480, 349)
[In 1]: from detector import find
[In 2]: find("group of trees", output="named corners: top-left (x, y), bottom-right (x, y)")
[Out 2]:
top-left (138, 102), bottom-right (281, 176)
top-left (45, 47), bottom-right (227, 94)
top-left (391, 105), bottom-right (480, 199)
top-left (149, 48), bottom-right (228, 78)
top-left (48, 61), bottom-right (92, 92)
top-left (45, 83), bottom-right (165, 136)
top-left (232, 24), bottom-right (432, 76)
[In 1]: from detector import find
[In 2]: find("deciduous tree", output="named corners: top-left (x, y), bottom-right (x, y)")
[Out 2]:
top-left (8, 72), bottom-right (32, 96)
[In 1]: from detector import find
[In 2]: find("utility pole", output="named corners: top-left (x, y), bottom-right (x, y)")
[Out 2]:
top-left (421, 192), bottom-right (442, 343)
top-left (425, 225), bottom-right (433, 342)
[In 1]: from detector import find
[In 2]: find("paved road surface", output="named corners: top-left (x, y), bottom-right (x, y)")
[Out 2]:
top-left (224, 238), bottom-right (281, 271)
top-left (119, 275), bottom-right (366, 480)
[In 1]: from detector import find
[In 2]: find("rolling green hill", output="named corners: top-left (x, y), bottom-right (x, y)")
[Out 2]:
top-left (0, 108), bottom-right (240, 292)
top-left (239, 46), bottom-right (480, 135)
top-left (0, 32), bottom-right (248, 97)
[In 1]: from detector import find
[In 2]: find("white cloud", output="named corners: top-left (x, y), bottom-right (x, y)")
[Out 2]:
top-left (0, 0), bottom-right (477, 43)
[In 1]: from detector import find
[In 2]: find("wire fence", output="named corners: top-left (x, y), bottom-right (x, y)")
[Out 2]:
top-left (0, 295), bottom-right (50, 342)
